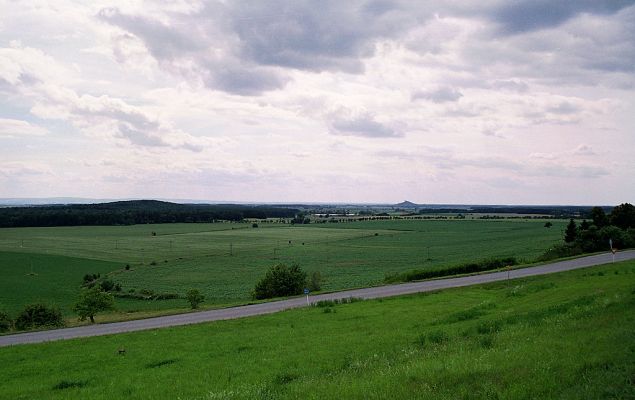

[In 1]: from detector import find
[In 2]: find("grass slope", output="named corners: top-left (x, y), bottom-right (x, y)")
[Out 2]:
top-left (0, 220), bottom-right (566, 316)
top-left (1, 261), bottom-right (633, 399)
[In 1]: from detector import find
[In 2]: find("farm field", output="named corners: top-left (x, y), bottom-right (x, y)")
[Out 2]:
top-left (0, 219), bottom-right (567, 317)
top-left (1, 261), bottom-right (633, 399)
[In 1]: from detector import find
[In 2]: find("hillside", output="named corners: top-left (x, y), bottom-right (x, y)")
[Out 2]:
top-left (1, 261), bottom-right (633, 399)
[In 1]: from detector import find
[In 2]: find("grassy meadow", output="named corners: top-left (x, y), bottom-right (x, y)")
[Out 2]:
top-left (0, 261), bottom-right (633, 399)
top-left (0, 219), bottom-right (567, 317)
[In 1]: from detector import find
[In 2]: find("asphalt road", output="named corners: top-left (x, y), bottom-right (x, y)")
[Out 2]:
top-left (1, 250), bottom-right (633, 348)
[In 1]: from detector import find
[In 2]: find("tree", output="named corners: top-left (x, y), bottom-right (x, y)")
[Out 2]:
top-left (73, 287), bottom-right (114, 323)
top-left (253, 263), bottom-right (307, 300)
top-left (307, 271), bottom-right (322, 292)
top-left (579, 219), bottom-right (590, 230)
top-left (590, 207), bottom-right (608, 228)
top-left (544, 222), bottom-right (553, 228)
top-left (564, 218), bottom-right (578, 243)
top-left (15, 303), bottom-right (64, 330)
top-left (610, 203), bottom-right (635, 230)
top-left (186, 289), bottom-right (205, 309)
top-left (0, 311), bottom-right (12, 333)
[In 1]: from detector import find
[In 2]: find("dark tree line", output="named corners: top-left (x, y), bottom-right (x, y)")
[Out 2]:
top-left (565, 204), bottom-right (635, 250)
top-left (542, 203), bottom-right (635, 261)
top-left (0, 200), bottom-right (298, 227)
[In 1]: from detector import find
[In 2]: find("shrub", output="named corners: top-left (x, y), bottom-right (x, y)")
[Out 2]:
top-left (307, 271), bottom-right (322, 291)
top-left (82, 273), bottom-right (100, 288)
top-left (15, 303), bottom-right (64, 330)
top-left (100, 279), bottom-right (115, 292)
top-left (537, 244), bottom-right (583, 262)
top-left (52, 380), bottom-right (87, 390)
top-left (253, 263), bottom-right (307, 299)
top-left (384, 257), bottom-right (518, 283)
top-left (186, 289), bottom-right (205, 309)
top-left (0, 311), bottom-right (12, 332)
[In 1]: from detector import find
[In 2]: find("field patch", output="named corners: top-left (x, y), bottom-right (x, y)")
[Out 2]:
top-left (0, 220), bottom-right (567, 317)
top-left (0, 251), bottom-right (121, 315)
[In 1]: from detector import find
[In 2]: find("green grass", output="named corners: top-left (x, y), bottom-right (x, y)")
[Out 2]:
top-left (0, 219), bottom-right (567, 317)
top-left (1, 261), bottom-right (633, 399)
top-left (0, 251), bottom-right (121, 315)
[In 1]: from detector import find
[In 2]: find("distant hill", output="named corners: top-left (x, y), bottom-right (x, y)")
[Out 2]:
top-left (395, 200), bottom-right (419, 208)
top-left (0, 200), bottom-right (298, 228)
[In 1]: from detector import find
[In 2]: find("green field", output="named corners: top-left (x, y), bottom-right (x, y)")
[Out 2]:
top-left (0, 219), bottom-right (567, 317)
top-left (1, 261), bottom-right (633, 399)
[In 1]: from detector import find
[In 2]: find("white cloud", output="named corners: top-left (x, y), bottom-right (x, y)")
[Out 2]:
top-left (0, 118), bottom-right (48, 137)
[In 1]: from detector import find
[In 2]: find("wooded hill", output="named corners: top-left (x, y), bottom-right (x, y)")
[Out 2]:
top-left (0, 200), bottom-right (298, 227)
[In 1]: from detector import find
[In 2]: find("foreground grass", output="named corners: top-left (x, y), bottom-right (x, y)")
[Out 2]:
top-left (0, 219), bottom-right (566, 316)
top-left (1, 261), bottom-right (634, 399)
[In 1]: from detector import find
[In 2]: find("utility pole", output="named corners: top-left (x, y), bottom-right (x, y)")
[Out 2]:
top-left (230, 243), bottom-right (233, 256)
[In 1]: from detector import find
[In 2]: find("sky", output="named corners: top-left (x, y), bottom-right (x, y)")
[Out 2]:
top-left (0, 1), bottom-right (634, 205)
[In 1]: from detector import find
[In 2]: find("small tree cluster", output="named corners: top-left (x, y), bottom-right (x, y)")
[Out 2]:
top-left (0, 311), bottom-right (12, 332)
top-left (81, 273), bottom-right (121, 292)
top-left (253, 263), bottom-right (307, 299)
top-left (14, 303), bottom-right (64, 331)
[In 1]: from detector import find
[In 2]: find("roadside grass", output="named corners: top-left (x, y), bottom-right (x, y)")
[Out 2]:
top-left (0, 261), bottom-right (633, 399)
top-left (0, 219), bottom-right (566, 318)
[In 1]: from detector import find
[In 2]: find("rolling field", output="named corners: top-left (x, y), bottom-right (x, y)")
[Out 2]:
top-left (1, 261), bottom-right (633, 399)
top-left (0, 219), bottom-right (567, 317)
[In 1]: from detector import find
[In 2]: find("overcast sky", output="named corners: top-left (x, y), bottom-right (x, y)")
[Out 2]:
top-left (1, 1), bottom-right (634, 205)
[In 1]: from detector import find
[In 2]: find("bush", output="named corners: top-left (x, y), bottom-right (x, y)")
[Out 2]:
top-left (537, 244), bottom-right (583, 262)
top-left (385, 257), bottom-right (518, 283)
top-left (307, 271), bottom-right (322, 292)
top-left (0, 311), bottom-right (12, 332)
top-left (253, 263), bottom-right (307, 300)
top-left (100, 279), bottom-right (115, 292)
top-left (15, 303), bottom-right (64, 330)
top-left (186, 289), bottom-right (205, 309)
top-left (82, 273), bottom-right (100, 288)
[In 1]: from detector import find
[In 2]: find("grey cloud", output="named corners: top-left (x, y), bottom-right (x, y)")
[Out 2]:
top-left (572, 144), bottom-right (596, 156)
top-left (330, 115), bottom-right (401, 138)
top-left (491, 0), bottom-right (635, 34)
top-left (203, 63), bottom-right (290, 96)
top-left (98, 8), bottom-right (206, 60)
top-left (98, 2), bottom-right (431, 94)
top-left (117, 123), bottom-right (167, 148)
top-left (546, 101), bottom-right (580, 115)
top-left (227, 1), bottom-right (391, 73)
top-left (489, 79), bottom-right (529, 92)
top-left (412, 87), bottom-right (463, 103)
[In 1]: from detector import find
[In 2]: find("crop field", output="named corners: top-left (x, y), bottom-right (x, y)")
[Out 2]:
top-left (1, 261), bottom-right (633, 399)
top-left (0, 219), bottom-right (567, 317)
